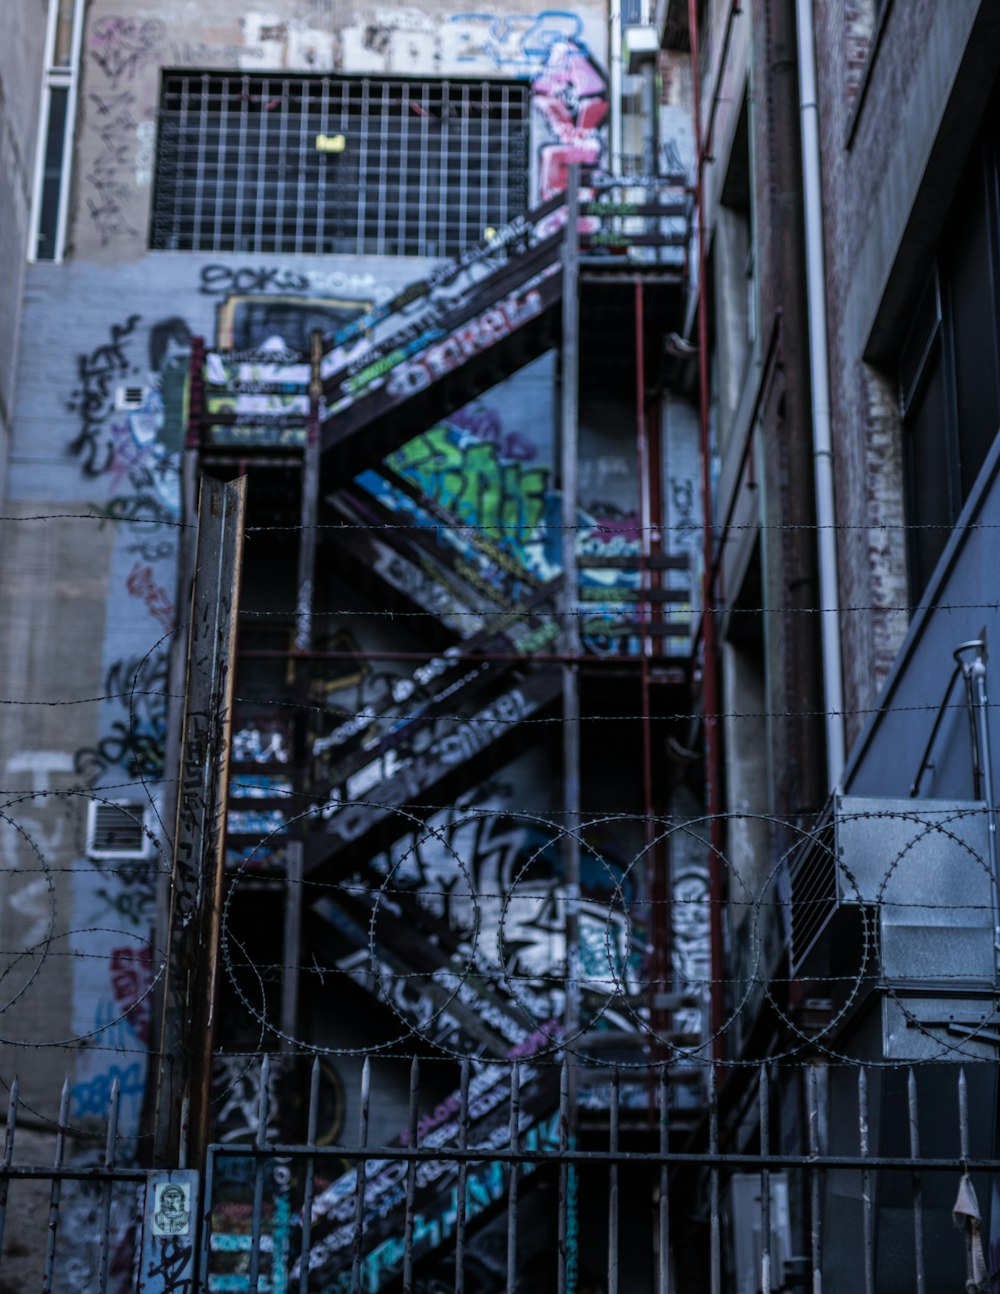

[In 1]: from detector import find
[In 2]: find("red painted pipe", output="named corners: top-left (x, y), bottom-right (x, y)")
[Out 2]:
top-left (688, 0), bottom-right (727, 1060)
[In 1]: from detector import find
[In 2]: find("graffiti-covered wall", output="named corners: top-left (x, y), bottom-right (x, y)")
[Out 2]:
top-left (71, 0), bottom-right (610, 263)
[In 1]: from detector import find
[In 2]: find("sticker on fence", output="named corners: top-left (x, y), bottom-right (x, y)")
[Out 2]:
top-left (138, 1169), bottom-right (199, 1293)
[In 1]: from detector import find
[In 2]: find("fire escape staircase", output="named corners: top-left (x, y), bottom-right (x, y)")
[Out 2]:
top-left (188, 178), bottom-right (692, 1288)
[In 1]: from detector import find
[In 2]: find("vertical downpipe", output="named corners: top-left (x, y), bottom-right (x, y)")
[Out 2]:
top-left (610, 0), bottom-right (624, 176)
top-left (687, 0), bottom-right (726, 1059)
top-left (795, 0), bottom-right (846, 788)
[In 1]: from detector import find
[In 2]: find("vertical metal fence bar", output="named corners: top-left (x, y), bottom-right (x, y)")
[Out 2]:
top-left (658, 1065), bottom-right (670, 1294)
top-left (179, 1092), bottom-right (190, 1170)
top-left (907, 1069), bottom-right (926, 1294)
top-left (96, 1077), bottom-right (120, 1294)
top-left (608, 1067), bottom-right (620, 1294)
top-left (709, 1070), bottom-right (720, 1294)
top-left (200, 1141), bottom-right (216, 1292)
top-left (455, 1059), bottom-right (470, 1294)
top-left (858, 1068), bottom-right (874, 1294)
top-left (247, 1055), bottom-right (271, 1293)
top-left (351, 1057), bottom-right (371, 1294)
top-left (958, 1068), bottom-right (975, 1290)
top-left (41, 1077), bottom-right (70, 1294)
top-left (558, 1059), bottom-right (570, 1294)
top-left (506, 1062), bottom-right (521, 1294)
top-left (0, 1076), bottom-right (18, 1256)
top-left (807, 1066), bottom-right (823, 1294)
top-left (298, 1057), bottom-right (321, 1294)
top-left (402, 1058), bottom-right (420, 1293)
top-left (760, 1066), bottom-right (771, 1294)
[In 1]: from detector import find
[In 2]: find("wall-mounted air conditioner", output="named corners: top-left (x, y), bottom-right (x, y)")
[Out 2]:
top-left (86, 800), bottom-right (152, 860)
top-left (788, 796), bottom-right (994, 986)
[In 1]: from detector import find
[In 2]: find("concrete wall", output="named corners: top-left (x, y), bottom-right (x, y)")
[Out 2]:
top-left (0, 1), bottom-right (46, 502)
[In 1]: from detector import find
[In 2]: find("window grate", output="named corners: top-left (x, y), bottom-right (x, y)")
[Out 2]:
top-left (151, 72), bottom-right (531, 258)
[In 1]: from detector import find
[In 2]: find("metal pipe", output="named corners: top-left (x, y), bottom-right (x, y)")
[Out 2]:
top-left (795, 0), bottom-right (846, 787)
top-left (687, 0), bottom-right (727, 1058)
top-left (0, 1077), bottom-right (18, 1256)
top-left (558, 1059), bottom-right (571, 1294)
top-left (610, 0), bottom-right (623, 177)
top-left (636, 275), bottom-right (661, 1078)
top-left (237, 646), bottom-right (688, 668)
top-left (455, 1059), bottom-right (470, 1294)
top-left (968, 643), bottom-right (1000, 973)
top-left (402, 1058), bottom-right (420, 1293)
top-left (760, 1066), bottom-right (771, 1294)
top-left (351, 1057), bottom-right (371, 1294)
top-left (700, 0), bottom-right (745, 169)
top-left (907, 1069), bottom-right (926, 1294)
top-left (506, 1063), bottom-right (521, 1294)
top-left (608, 1067), bottom-right (620, 1294)
top-left (196, 1143), bottom-right (1000, 1173)
top-left (298, 1057), bottom-right (321, 1294)
top-left (96, 1078), bottom-right (119, 1294)
top-left (42, 1078), bottom-right (70, 1294)
top-left (807, 1067), bottom-right (823, 1294)
top-left (562, 164), bottom-right (583, 1128)
top-left (658, 1066), bottom-right (670, 1294)
top-left (858, 1068), bottom-right (873, 1294)
top-left (247, 1055), bottom-right (270, 1293)
top-left (709, 1071), bottom-right (720, 1294)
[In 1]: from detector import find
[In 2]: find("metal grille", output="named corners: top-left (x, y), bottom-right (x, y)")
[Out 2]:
top-left (151, 73), bottom-right (531, 258)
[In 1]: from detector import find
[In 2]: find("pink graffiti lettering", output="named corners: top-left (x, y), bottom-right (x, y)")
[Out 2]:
top-left (532, 41), bottom-right (608, 203)
top-left (109, 946), bottom-right (153, 1044)
top-left (126, 559), bottom-right (175, 633)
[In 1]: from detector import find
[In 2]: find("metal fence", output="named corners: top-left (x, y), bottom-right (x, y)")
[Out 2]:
top-left (4, 1053), bottom-right (1000, 1292)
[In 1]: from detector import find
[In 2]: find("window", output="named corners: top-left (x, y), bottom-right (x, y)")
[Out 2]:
top-left (899, 133), bottom-right (1000, 597)
top-left (30, 0), bottom-right (84, 261)
top-left (151, 73), bottom-right (531, 258)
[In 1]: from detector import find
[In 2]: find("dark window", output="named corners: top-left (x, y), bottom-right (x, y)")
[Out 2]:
top-left (35, 86), bottom-right (68, 261)
top-left (150, 72), bottom-right (531, 258)
top-left (945, 162), bottom-right (1000, 497)
top-left (899, 137), bottom-right (1000, 598)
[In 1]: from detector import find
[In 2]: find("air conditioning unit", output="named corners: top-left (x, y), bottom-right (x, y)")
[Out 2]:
top-left (788, 796), bottom-right (994, 987)
top-left (86, 801), bottom-right (152, 860)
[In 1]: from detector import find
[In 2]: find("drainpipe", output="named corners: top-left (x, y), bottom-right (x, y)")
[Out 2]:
top-left (795, 0), bottom-right (846, 788)
top-left (610, 0), bottom-right (624, 176)
top-left (687, 0), bottom-right (726, 1056)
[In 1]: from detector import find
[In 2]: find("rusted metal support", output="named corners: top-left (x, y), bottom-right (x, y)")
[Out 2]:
top-left (561, 164), bottom-right (582, 1122)
top-left (153, 473), bottom-right (248, 1170)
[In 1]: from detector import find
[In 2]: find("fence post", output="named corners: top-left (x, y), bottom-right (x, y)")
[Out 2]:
top-left (153, 473), bottom-right (248, 1169)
